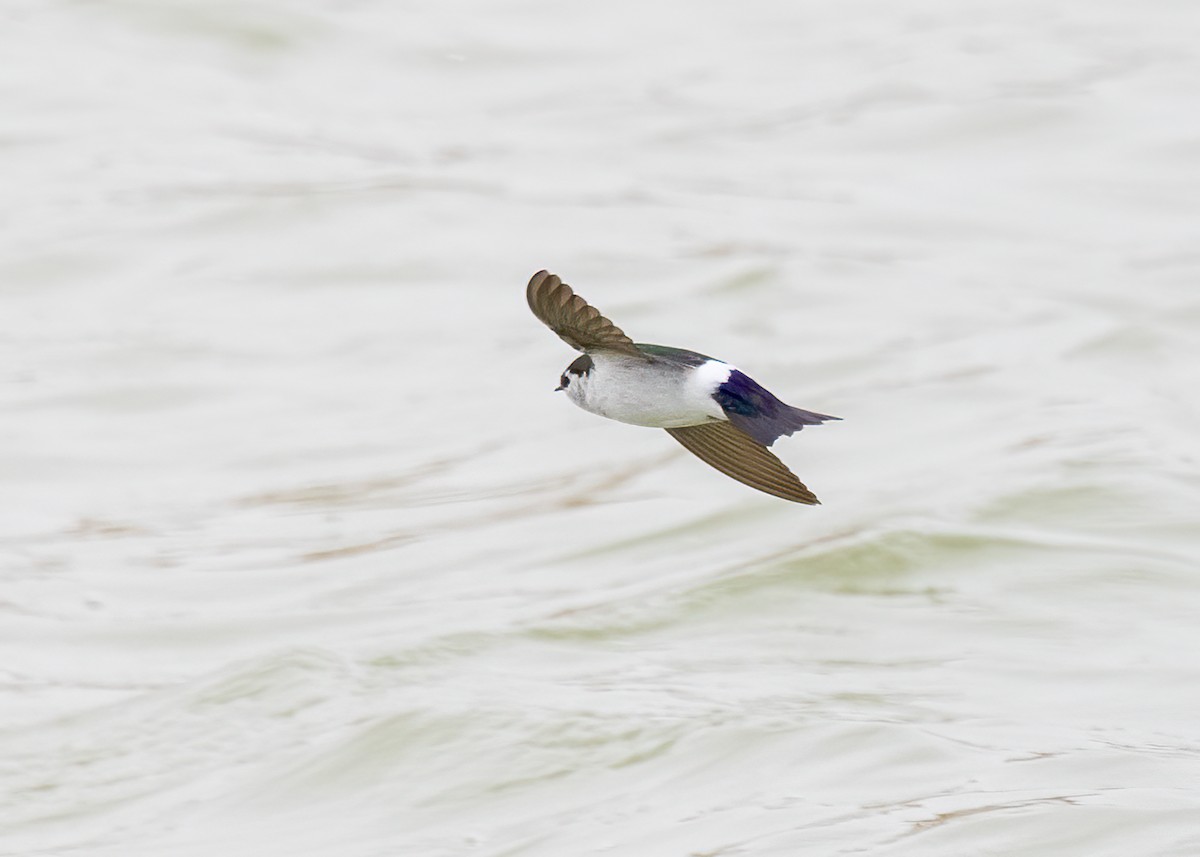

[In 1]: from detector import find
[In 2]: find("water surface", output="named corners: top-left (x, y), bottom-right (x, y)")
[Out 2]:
top-left (3, 2), bottom-right (1200, 855)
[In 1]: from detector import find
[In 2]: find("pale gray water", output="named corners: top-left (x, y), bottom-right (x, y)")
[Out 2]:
top-left (3, 2), bottom-right (1200, 855)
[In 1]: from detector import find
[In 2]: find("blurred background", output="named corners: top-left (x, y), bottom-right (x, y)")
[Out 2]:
top-left (3, 1), bottom-right (1199, 855)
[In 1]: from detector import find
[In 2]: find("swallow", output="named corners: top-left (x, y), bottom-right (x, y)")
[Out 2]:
top-left (527, 270), bottom-right (838, 503)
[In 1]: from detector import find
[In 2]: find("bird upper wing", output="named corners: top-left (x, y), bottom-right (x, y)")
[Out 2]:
top-left (526, 270), bottom-right (645, 358)
top-left (665, 421), bottom-right (820, 505)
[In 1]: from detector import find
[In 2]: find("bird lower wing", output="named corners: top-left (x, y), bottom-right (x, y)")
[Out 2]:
top-left (665, 421), bottom-right (820, 505)
top-left (526, 270), bottom-right (646, 358)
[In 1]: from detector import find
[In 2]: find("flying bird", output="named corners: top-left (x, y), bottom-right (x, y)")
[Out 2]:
top-left (526, 270), bottom-right (838, 504)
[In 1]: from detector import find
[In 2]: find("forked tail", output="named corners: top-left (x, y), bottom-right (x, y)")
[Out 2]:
top-left (714, 369), bottom-right (840, 447)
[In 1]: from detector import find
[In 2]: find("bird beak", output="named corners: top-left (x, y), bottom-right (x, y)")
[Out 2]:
top-left (554, 384), bottom-right (565, 392)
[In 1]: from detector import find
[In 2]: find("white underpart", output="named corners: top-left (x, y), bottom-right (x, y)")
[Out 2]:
top-left (566, 353), bottom-right (732, 428)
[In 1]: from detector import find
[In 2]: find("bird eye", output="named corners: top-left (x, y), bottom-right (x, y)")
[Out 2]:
top-left (560, 375), bottom-right (570, 387)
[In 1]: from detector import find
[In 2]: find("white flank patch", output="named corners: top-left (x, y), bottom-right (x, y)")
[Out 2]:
top-left (691, 359), bottom-right (735, 397)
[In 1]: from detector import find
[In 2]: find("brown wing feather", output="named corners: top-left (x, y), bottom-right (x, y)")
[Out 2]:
top-left (526, 270), bottom-right (644, 357)
top-left (665, 422), bottom-right (821, 505)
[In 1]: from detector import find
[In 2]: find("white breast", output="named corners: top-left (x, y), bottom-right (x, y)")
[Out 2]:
top-left (567, 353), bottom-right (731, 428)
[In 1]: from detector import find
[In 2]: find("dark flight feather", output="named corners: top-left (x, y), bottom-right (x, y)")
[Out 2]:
top-left (665, 421), bottom-right (820, 505)
top-left (526, 271), bottom-right (645, 358)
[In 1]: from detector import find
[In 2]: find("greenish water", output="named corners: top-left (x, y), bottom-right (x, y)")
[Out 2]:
top-left (3, 2), bottom-right (1200, 856)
